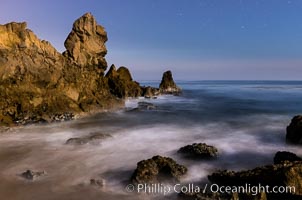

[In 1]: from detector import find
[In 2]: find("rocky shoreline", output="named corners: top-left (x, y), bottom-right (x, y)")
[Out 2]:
top-left (0, 13), bottom-right (181, 127)
top-left (1, 12), bottom-right (302, 200)
top-left (126, 116), bottom-right (302, 200)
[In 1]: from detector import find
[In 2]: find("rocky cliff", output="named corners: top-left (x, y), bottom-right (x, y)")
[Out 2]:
top-left (0, 13), bottom-right (181, 126)
top-left (0, 13), bottom-right (121, 125)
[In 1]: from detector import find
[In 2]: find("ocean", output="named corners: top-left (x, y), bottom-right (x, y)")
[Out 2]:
top-left (1, 80), bottom-right (302, 199)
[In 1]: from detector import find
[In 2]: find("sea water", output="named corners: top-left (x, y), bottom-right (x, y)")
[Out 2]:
top-left (1, 81), bottom-right (302, 199)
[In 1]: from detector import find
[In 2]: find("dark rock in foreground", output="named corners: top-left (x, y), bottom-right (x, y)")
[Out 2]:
top-left (178, 143), bottom-right (218, 159)
top-left (21, 169), bottom-right (47, 180)
top-left (274, 151), bottom-right (302, 164)
top-left (159, 70), bottom-right (181, 94)
top-left (208, 161), bottom-right (302, 196)
top-left (66, 132), bottom-right (111, 145)
top-left (286, 115), bottom-right (302, 144)
top-left (131, 155), bottom-right (187, 184)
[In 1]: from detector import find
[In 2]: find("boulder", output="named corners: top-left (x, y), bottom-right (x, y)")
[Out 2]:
top-left (21, 169), bottom-right (47, 180)
top-left (131, 155), bottom-right (187, 184)
top-left (286, 115), bottom-right (302, 144)
top-left (66, 132), bottom-right (111, 145)
top-left (137, 102), bottom-right (157, 110)
top-left (208, 161), bottom-right (302, 196)
top-left (159, 70), bottom-right (181, 94)
top-left (105, 64), bottom-right (141, 98)
top-left (274, 151), bottom-right (302, 164)
top-left (178, 143), bottom-right (218, 159)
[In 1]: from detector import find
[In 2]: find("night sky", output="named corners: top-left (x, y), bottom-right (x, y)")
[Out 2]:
top-left (1, 0), bottom-right (302, 80)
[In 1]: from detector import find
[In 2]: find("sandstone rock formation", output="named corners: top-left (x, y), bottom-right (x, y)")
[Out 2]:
top-left (178, 143), bottom-right (218, 159)
top-left (286, 115), bottom-right (302, 144)
top-left (0, 13), bottom-right (121, 126)
top-left (131, 155), bottom-right (187, 184)
top-left (0, 13), bottom-right (182, 126)
top-left (159, 70), bottom-right (181, 94)
top-left (63, 13), bottom-right (107, 73)
top-left (105, 64), bottom-right (141, 98)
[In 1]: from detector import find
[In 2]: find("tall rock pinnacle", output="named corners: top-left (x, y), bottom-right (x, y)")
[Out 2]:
top-left (159, 70), bottom-right (181, 94)
top-left (64, 13), bottom-right (108, 72)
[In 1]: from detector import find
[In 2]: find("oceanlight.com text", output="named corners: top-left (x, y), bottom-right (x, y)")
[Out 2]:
top-left (125, 183), bottom-right (295, 196)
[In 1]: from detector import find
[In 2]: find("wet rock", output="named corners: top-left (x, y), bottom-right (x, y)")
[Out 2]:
top-left (90, 178), bottom-right (105, 188)
top-left (141, 86), bottom-right (159, 98)
top-left (274, 151), bottom-right (302, 164)
top-left (50, 113), bottom-right (75, 122)
top-left (208, 161), bottom-right (302, 196)
top-left (138, 102), bottom-right (157, 110)
top-left (178, 143), bottom-right (218, 159)
top-left (159, 70), bottom-right (181, 95)
top-left (131, 155), bottom-right (187, 184)
top-left (105, 65), bottom-right (142, 98)
top-left (127, 102), bottom-right (157, 112)
top-left (21, 169), bottom-right (47, 180)
top-left (286, 115), bottom-right (302, 144)
top-left (66, 132), bottom-right (111, 145)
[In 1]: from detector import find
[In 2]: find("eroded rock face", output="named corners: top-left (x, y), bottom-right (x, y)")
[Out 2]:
top-left (105, 64), bottom-right (141, 98)
top-left (178, 143), bottom-right (218, 159)
top-left (131, 155), bottom-right (187, 184)
top-left (0, 13), bottom-right (182, 126)
top-left (286, 115), bottom-right (302, 144)
top-left (0, 13), bottom-right (122, 126)
top-left (64, 12), bottom-right (108, 72)
top-left (159, 70), bottom-right (181, 94)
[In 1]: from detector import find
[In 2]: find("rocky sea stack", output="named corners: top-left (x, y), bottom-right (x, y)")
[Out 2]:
top-left (0, 13), bottom-right (180, 126)
top-left (159, 70), bottom-right (181, 94)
